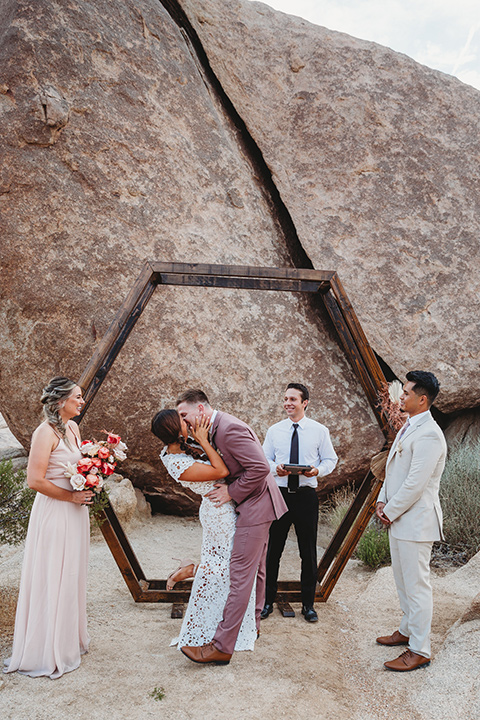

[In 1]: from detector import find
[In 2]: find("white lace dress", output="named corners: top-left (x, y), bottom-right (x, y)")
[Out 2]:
top-left (161, 448), bottom-right (257, 651)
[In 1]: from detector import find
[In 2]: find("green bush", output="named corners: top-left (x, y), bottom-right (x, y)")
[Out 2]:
top-left (321, 485), bottom-right (390, 569)
top-left (356, 519), bottom-right (391, 568)
top-left (0, 459), bottom-right (35, 545)
top-left (440, 438), bottom-right (480, 558)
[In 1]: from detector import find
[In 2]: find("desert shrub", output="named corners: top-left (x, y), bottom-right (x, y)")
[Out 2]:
top-left (321, 485), bottom-right (355, 530)
top-left (0, 460), bottom-right (35, 545)
top-left (356, 519), bottom-right (391, 568)
top-left (321, 485), bottom-right (390, 568)
top-left (440, 438), bottom-right (480, 558)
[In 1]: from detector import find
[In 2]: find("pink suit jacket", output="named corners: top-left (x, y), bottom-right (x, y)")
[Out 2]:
top-left (210, 411), bottom-right (287, 527)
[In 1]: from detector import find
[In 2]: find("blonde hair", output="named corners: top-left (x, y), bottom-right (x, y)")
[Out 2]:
top-left (41, 376), bottom-right (77, 446)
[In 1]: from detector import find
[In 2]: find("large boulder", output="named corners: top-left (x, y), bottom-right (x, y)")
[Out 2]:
top-left (0, 414), bottom-right (27, 471)
top-left (444, 407), bottom-right (480, 448)
top-left (0, 0), bottom-right (478, 512)
top-left (180, 0), bottom-right (480, 414)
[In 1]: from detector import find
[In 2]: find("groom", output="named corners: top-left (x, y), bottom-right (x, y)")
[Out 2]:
top-left (176, 389), bottom-right (288, 665)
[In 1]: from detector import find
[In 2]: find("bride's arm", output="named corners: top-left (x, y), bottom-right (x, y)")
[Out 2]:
top-left (179, 416), bottom-right (229, 483)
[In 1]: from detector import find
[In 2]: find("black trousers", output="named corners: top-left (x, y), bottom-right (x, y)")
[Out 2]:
top-left (264, 486), bottom-right (319, 607)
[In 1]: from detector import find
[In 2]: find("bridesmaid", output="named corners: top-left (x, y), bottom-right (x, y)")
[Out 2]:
top-left (4, 377), bottom-right (93, 679)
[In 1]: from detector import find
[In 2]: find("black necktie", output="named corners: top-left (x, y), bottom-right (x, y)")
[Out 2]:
top-left (288, 423), bottom-right (299, 492)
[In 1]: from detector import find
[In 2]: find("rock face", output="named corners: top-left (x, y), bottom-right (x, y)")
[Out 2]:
top-left (460, 591), bottom-right (480, 623)
top-left (0, 0), bottom-right (478, 512)
top-left (444, 408), bottom-right (480, 448)
top-left (104, 474), bottom-right (140, 527)
top-left (180, 0), bottom-right (480, 414)
top-left (0, 414), bottom-right (27, 471)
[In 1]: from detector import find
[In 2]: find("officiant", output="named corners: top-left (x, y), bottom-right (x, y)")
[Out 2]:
top-left (261, 383), bottom-right (338, 623)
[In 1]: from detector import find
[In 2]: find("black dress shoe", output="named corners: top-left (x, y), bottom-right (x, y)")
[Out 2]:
top-left (260, 603), bottom-right (274, 619)
top-left (301, 605), bottom-right (318, 623)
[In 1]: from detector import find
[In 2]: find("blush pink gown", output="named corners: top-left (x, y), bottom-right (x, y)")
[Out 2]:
top-left (4, 426), bottom-right (90, 679)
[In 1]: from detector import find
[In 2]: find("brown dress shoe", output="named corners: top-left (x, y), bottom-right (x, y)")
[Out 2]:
top-left (181, 641), bottom-right (232, 665)
top-left (384, 649), bottom-right (430, 672)
top-left (376, 630), bottom-right (409, 646)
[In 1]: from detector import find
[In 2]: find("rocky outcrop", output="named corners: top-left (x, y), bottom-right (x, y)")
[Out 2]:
top-left (444, 408), bottom-right (480, 447)
top-left (412, 551), bottom-right (480, 719)
top-left (1, 0), bottom-right (478, 512)
top-left (0, 414), bottom-right (27, 471)
top-left (460, 591), bottom-right (480, 623)
top-left (103, 473), bottom-right (152, 526)
top-left (180, 0), bottom-right (480, 414)
top-left (104, 475), bottom-right (138, 527)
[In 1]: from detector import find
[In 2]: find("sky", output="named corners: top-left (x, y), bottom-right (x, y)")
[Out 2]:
top-left (250, 0), bottom-right (480, 91)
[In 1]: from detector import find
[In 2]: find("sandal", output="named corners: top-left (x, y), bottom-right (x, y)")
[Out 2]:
top-left (166, 559), bottom-right (198, 590)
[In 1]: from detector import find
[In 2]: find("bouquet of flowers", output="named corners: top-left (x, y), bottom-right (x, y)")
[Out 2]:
top-left (63, 431), bottom-right (127, 514)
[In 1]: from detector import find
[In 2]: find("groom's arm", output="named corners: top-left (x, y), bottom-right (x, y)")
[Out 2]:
top-left (222, 423), bottom-right (271, 505)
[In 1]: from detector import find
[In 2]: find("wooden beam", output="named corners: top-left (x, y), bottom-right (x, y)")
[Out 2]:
top-left (321, 289), bottom-right (388, 433)
top-left (150, 261), bottom-right (335, 283)
top-left (329, 273), bottom-right (386, 391)
top-left (97, 506), bottom-right (144, 602)
top-left (78, 262), bottom-right (156, 417)
top-left (101, 502), bottom-right (146, 581)
top-left (316, 476), bottom-right (384, 602)
top-left (315, 469), bottom-right (376, 582)
top-left (157, 273), bottom-right (328, 293)
top-left (277, 599), bottom-right (296, 617)
top-left (152, 262), bottom-right (334, 293)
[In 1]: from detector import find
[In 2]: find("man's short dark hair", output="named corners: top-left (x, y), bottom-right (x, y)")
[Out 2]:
top-left (175, 388), bottom-right (211, 406)
top-left (286, 383), bottom-right (309, 402)
top-left (405, 371), bottom-right (440, 407)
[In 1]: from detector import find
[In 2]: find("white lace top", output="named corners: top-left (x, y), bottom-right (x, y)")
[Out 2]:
top-left (160, 447), bottom-right (216, 496)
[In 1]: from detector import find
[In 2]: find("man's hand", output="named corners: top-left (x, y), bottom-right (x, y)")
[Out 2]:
top-left (276, 464), bottom-right (289, 477)
top-left (376, 502), bottom-right (391, 526)
top-left (206, 483), bottom-right (231, 507)
top-left (302, 467), bottom-right (318, 478)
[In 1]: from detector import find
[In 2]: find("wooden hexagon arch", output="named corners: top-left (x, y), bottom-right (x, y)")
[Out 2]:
top-left (77, 262), bottom-right (390, 612)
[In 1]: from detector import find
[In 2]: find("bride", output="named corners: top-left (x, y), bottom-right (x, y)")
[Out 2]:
top-left (151, 409), bottom-right (257, 652)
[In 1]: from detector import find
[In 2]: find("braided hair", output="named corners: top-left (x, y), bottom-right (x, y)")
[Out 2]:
top-left (41, 376), bottom-right (77, 446)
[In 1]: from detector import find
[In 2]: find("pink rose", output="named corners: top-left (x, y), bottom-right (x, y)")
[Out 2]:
top-left (77, 457), bottom-right (94, 472)
top-left (102, 462), bottom-right (115, 476)
top-left (91, 458), bottom-right (102, 467)
top-left (98, 446), bottom-right (110, 459)
top-left (106, 433), bottom-right (121, 446)
top-left (85, 474), bottom-right (100, 488)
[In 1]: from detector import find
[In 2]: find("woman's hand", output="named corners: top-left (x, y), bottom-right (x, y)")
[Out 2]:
top-left (71, 490), bottom-right (94, 505)
top-left (190, 414), bottom-right (212, 447)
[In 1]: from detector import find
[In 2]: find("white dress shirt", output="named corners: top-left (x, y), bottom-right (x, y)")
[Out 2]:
top-left (262, 416), bottom-right (338, 489)
top-left (405, 410), bottom-right (429, 429)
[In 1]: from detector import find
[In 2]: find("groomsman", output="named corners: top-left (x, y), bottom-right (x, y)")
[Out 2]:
top-left (261, 383), bottom-right (337, 622)
top-left (376, 371), bottom-right (446, 672)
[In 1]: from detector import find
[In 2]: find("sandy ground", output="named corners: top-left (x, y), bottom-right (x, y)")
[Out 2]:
top-left (1, 514), bottom-right (479, 720)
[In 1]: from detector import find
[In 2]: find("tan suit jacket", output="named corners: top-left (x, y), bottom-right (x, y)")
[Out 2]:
top-left (378, 411), bottom-right (446, 542)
